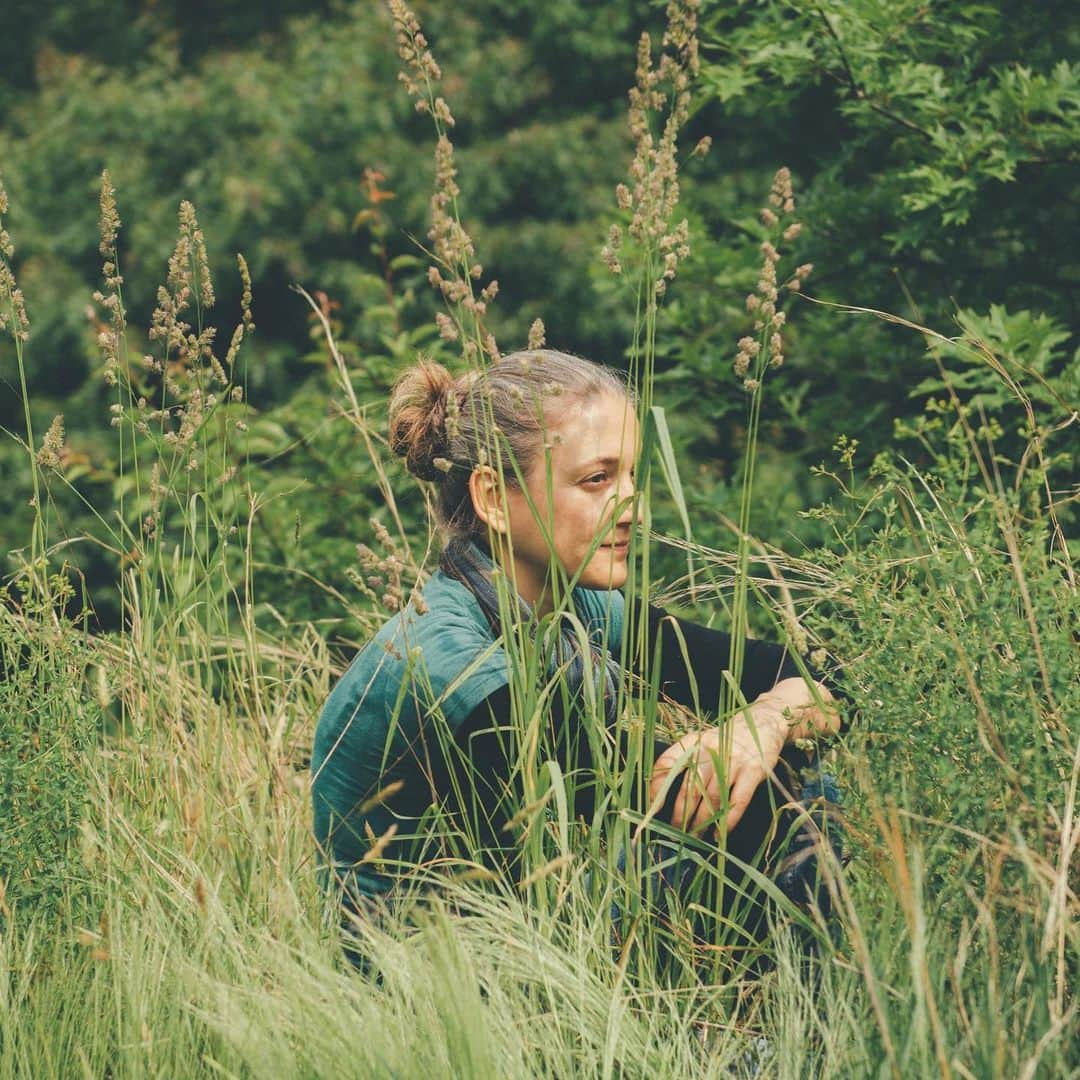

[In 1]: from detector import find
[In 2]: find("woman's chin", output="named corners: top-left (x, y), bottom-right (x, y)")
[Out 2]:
top-left (583, 555), bottom-right (628, 590)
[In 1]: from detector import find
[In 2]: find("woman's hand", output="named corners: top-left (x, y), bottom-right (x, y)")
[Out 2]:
top-left (649, 679), bottom-right (838, 837)
top-left (649, 701), bottom-right (790, 836)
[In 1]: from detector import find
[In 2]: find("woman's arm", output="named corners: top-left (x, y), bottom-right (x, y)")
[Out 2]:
top-left (630, 600), bottom-right (841, 835)
top-left (631, 600), bottom-right (812, 712)
top-left (446, 601), bottom-right (841, 843)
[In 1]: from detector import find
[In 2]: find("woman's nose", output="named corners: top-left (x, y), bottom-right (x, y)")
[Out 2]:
top-left (615, 481), bottom-right (642, 527)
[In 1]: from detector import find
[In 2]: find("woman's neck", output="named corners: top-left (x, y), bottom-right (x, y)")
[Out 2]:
top-left (474, 533), bottom-right (555, 619)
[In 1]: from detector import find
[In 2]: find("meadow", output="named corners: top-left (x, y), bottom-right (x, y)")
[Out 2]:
top-left (1, 2), bottom-right (1077, 1076)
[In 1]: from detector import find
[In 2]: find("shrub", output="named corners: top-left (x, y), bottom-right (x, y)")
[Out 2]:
top-left (0, 578), bottom-right (101, 922)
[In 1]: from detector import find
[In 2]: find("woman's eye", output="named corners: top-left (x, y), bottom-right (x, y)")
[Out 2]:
top-left (585, 473), bottom-right (608, 485)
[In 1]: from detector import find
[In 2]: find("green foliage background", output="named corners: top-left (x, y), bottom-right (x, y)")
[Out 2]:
top-left (1, 0), bottom-right (1076, 634)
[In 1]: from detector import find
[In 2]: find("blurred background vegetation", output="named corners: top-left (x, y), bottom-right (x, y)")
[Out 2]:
top-left (1, 0), bottom-right (1077, 637)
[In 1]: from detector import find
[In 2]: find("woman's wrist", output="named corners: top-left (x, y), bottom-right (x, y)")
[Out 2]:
top-left (753, 678), bottom-right (839, 744)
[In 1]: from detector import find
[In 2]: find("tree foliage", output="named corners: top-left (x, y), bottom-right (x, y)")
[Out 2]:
top-left (0, 0), bottom-right (1076, 623)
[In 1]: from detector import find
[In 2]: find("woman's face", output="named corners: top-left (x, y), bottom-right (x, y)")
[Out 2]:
top-left (500, 391), bottom-right (641, 613)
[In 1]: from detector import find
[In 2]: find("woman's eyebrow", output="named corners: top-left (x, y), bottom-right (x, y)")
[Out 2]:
top-left (577, 456), bottom-right (629, 470)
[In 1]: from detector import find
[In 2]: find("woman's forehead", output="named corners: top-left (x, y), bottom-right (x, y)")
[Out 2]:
top-left (551, 393), bottom-right (639, 467)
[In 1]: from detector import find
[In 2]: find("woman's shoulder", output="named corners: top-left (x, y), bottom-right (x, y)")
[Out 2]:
top-left (319, 570), bottom-right (510, 738)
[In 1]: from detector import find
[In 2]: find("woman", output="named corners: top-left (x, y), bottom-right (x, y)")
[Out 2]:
top-left (311, 349), bottom-right (840, 947)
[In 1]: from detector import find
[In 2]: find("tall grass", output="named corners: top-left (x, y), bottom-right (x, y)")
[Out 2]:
top-left (1, 1), bottom-right (1077, 1076)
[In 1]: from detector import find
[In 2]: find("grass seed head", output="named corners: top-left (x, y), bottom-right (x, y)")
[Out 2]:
top-left (36, 414), bottom-right (65, 470)
top-left (237, 252), bottom-right (254, 331)
top-left (614, 2), bottom-right (698, 286)
top-left (527, 318), bottom-right (546, 350)
top-left (98, 171), bottom-right (122, 282)
top-left (0, 179), bottom-right (11, 259)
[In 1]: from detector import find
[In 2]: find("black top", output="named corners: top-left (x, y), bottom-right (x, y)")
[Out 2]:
top-left (436, 598), bottom-right (832, 876)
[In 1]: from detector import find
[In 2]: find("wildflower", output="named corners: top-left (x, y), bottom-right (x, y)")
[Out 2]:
top-left (614, 2), bottom-right (698, 282)
top-left (769, 167), bottom-right (793, 212)
top-left (743, 378), bottom-right (760, 392)
top-left (178, 202), bottom-right (214, 309)
top-left (444, 387), bottom-right (460, 437)
top-left (783, 222), bottom-right (802, 241)
top-left (601, 224), bottom-right (623, 274)
top-left (0, 268), bottom-right (29, 341)
top-left (237, 252), bottom-right (255, 331)
top-left (527, 318), bottom-right (545, 350)
top-left (98, 171), bottom-right (122, 285)
top-left (361, 823), bottom-right (399, 864)
top-left (435, 312), bottom-right (458, 340)
top-left (795, 263), bottom-right (813, 280)
top-left (388, 0), bottom-right (441, 86)
top-left (757, 258), bottom-right (778, 301)
top-left (0, 196), bottom-right (28, 341)
top-left (691, 135), bottom-right (711, 158)
top-left (433, 97), bottom-right (455, 127)
top-left (760, 207), bottom-right (778, 228)
top-left (370, 517), bottom-right (393, 550)
top-left (36, 414), bottom-right (65, 469)
top-left (147, 462), bottom-right (164, 524)
top-left (387, 2), bottom-right (500, 346)
top-left (224, 323), bottom-right (245, 369)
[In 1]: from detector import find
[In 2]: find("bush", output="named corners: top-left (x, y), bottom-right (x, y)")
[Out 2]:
top-left (0, 579), bottom-right (101, 922)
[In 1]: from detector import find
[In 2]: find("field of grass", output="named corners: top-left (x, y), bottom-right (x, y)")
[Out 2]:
top-left (2, 2), bottom-right (1077, 1076)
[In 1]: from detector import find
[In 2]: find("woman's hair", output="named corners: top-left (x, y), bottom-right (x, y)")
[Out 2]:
top-left (389, 349), bottom-right (631, 538)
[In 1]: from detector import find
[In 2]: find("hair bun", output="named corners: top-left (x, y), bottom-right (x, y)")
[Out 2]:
top-left (388, 360), bottom-right (456, 481)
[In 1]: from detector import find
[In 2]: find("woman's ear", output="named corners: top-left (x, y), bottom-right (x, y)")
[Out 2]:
top-left (469, 465), bottom-right (509, 535)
